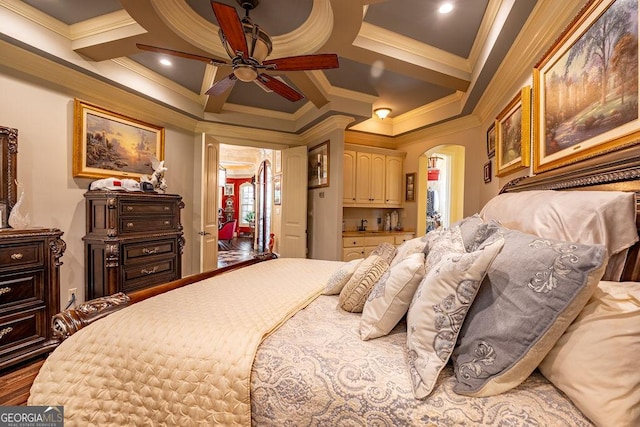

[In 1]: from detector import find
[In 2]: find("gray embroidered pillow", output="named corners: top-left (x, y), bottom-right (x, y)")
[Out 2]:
top-left (452, 222), bottom-right (608, 397)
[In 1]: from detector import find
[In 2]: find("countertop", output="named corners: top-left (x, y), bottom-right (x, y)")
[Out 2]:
top-left (342, 230), bottom-right (415, 237)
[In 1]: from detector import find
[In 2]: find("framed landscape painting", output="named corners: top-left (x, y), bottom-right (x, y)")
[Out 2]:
top-left (73, 99), bottom-right (165, 179)
top-left (533, 0), bottom-right (640, 173)
top-left (495, 86), bottom-right (531, 177)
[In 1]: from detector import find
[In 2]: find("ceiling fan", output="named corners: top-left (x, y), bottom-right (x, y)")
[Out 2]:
top-left (137, 0), bottom-right (339, 102)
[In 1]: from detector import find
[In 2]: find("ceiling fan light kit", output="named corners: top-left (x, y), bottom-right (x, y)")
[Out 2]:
top-left (136, 0), bottom-right (338, 103)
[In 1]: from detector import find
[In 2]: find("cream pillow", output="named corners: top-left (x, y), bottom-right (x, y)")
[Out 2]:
top-left (390, 236), bottom-right (428, 267)
top-left (406, 238), bottom-right (504, 399)
top-left (480, 190), bottom-right (638, 280)
top-left (370, 242), bottom-right (397, 265)
top-left (323, 258), bottom-right (364, 295)
top-left (538, 280), bottom-right (640, 427)
top-left (339, 255), bottom-right (389, 313)
top-left (360, 252), bottom-right (426, 340)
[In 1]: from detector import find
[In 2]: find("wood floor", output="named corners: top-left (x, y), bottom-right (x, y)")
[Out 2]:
top-left (217, 236), bottom-right (255, 268)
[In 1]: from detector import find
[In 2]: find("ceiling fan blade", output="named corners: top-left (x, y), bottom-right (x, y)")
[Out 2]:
top-left (206, 73), bottom-right (237, 96)
top-left (257, 74), bottom-right (304, 102)
top-left (211, 1), bottom-right (249, 57)
top-left (136, 44), bottom-right (228, 65)
top-left (263, 54), bottom-right (339, 71)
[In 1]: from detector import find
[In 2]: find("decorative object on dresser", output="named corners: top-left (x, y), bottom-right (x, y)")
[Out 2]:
top-left (83, 191), bottom-right (184, 299)
top-left (0, 228), bottom-right (66, 371)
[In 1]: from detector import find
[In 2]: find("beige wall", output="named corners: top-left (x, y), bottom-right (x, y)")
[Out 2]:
top-left (0, 71), bottom-right (199, 309)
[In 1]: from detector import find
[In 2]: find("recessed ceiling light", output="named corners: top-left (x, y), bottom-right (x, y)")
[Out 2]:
top-left (439, 2), bottom-right (454, 14)
top-left (159, 58), bottom-right (172, 66)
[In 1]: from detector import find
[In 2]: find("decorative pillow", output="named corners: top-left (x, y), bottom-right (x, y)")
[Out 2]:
top-left (424, 226), bottom-right (465, 271)
top-left (538, 280), bottom-right (640, 427)
top-left (451, 214), bottom-right (485, 252)
top-left (452, 222), bottom-right (608, 397)
top-left (323, 258), bottom-right (364, 295)
top-left (370, 242), bottom-right (397, 265)
top-left (390, 235), bottom-right (428, 267)
top-left (339, 255), bottom-right (389, 313)
top-left (406, 238), bottom-right (504, 399)
top-left (479, 190), bottom-right (638, 280)
top-left (360, 252), bottom-right (426, 340)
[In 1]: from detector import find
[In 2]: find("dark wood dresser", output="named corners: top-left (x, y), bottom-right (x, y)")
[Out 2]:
top-left (0, 228), bottom-right (66, 371)
top-left (84, 191), bottom-right (184, 299)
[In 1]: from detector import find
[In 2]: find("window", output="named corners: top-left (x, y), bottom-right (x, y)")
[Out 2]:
top-left (239, 182), bottom-right (255, 226)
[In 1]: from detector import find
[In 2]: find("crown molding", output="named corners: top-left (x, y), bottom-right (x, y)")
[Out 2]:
top-left (69, 10), bottom-right (138, 40)
top-left (0, 0), bottom-right (69, 38)
top-left (301, 115), bottom-right (354, 143)
top-left (354, 22), bottom-right (471, 80)
top-left (396, 114), bottom-right (481, 148)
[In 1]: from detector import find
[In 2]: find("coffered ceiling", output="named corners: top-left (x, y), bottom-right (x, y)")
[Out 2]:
top-left (4, 0), bottom-right (539, 136)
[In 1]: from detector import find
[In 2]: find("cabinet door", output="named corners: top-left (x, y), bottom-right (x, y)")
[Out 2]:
top-left (355, 152), bottom-right (372, 204)
top-left (385, 156), bottom-right (403, 206)
top-left (370, 154), bottom-right (386, 204)
top-left (343, 150), bottom-right (357, 204)
top-left (343, 247), bottom-right (365, 261)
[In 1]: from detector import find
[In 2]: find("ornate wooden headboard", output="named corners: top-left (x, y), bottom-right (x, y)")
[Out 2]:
top-left (501, 144), bottom-right (640, 281)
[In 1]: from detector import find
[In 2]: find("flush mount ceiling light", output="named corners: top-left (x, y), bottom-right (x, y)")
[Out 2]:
top-left (374, 108), bottom-right (392, 120)
top-left (439, 2), bottom-right (454, 14)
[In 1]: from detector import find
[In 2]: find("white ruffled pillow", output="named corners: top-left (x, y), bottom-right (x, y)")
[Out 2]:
top-left (360, 252), bottom-right (425, 340)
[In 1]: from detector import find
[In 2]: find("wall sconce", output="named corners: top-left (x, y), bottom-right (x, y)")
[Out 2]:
top-left (374, 108), bottom-right (392, 120)
top-left (218, 166), bottom-right (226, 187)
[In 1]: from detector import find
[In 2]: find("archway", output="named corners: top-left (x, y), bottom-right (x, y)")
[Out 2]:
top-left (417, 145), bottom-right (465, 236)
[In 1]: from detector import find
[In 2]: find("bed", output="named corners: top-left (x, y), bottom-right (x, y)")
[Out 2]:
top-left (28, 146), bottom-right (640, 426)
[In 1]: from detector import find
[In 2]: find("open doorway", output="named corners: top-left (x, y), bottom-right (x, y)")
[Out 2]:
top-left (420, 145), bottom-right (465, 234)
top-left (216, 144), bottom-right (273, 268)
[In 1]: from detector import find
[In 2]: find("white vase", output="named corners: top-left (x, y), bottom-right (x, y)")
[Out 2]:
top-left (8, 181), bottom-right (30, 229)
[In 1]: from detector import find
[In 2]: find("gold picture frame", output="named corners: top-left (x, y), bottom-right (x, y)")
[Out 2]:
top-left (73, 99), bottom-right (165, 179)
top-left (308, 141), bottom-right (329, 189)
top-left (496, 86), bottom-right (531, 177)
top-left (533, 0), bottom-right (639, 173)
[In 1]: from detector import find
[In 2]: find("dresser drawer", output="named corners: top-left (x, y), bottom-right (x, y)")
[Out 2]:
top-left (0, 242), bottom-right (43, 271)
top-left (0, 270), bottom-right (44, 310)
top-left (122, 239), bottom-right (177, 264)
top-left (0, 309), bottom-right (45, 355)
top-left (394, 234), bottom-right (416, 245)
top-left (121, 257), bottom-right (178, 292)
top-left (120, 200), bottom-right (176, 217)
top-left (364, 235), bottom-right (394, 246)
top-left (119, 216), bottom-right (177, 234)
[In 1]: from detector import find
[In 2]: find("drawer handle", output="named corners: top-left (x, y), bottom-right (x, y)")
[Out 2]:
top-left (164, 206), bottom-right (170, 211)
top-left (126, 222), bottom-right (134, 228)
top-left (127, 206), bottom-right (134, 211)
top-left (0, 327), bottom-right (13, 341)
top-left (10, 253), bottom-right (23, 260)
top-left (142, 247), bottom-right (159, 255)
top-left (164, 221), bottom-right (170, 226)
top-left (141, 266), bottom-right (159, 275)
top-left (0, 286), bottom-right (11, 296)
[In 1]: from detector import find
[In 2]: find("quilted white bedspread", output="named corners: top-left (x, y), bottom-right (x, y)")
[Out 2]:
top-left (28, 258), bottom-right (342, 426)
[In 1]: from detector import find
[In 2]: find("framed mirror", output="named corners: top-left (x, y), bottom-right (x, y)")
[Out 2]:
top-left (0, 126), bottom-right (18, 217)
